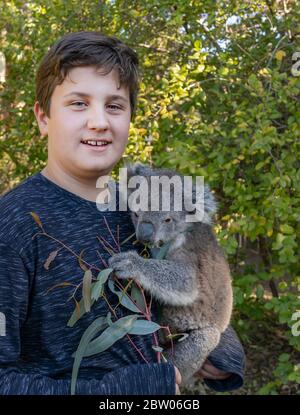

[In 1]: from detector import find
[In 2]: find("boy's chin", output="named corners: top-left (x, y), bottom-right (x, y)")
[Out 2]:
top-left (70, 162), bottom-right (112, 179)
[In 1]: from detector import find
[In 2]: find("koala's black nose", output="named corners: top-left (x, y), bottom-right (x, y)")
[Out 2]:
top-left (138, 222), bottom-right (154, 243)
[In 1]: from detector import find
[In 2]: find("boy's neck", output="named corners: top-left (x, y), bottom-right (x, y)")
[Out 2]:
top-left (41, 164), bottom-right (108, 203)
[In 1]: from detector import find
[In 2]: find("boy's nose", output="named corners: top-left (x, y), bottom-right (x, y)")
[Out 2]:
top-left (87, 107), bottom-right (109, 130)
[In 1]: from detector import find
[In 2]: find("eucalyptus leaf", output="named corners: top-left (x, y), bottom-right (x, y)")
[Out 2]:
top-left (97, 268), bottom-right (113, 283)
top-left (152, 345), bottom-right (164, 353)
top-left (177, 333), bottom-right (189, 342)
top-left (71, 316), bottom-right (108, 395)
top-left (82, 269), bottom-right (92, 312)
top-left (130, 283), bottom-right (146, 312)
top-left (67, 286), bottom-right (97, 327)
top-left (167, 332), bottom-right (189, 342)
top-left (106, 312), bottom-right (113, 326)
top-left (108, 279), bottom-right (142, 313)
top-left (150, 241), bottom-right (172, 260)
top-left (44, 249), bottom-right (59, 270)
top-left (128, 319), bottom-right (161, 335)
top-left (83, 314), bottom-right (139, 357)
top-left (91, 268), bottom-right (113, 301)
top-left (91, 280), bottom-right (104, 301)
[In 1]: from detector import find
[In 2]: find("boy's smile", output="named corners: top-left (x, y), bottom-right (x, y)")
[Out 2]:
top-left (34, 66), bottom-right (131, 186)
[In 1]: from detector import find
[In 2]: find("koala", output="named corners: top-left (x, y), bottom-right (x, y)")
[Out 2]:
top-left (108, 164), bottom-right (233, 387)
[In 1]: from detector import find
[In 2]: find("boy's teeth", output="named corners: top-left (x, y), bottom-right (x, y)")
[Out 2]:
top-left (82, 140), bottom-right (108, 146)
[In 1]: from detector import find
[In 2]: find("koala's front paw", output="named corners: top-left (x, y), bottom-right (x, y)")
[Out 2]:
top-left (108, 250), bottom-right (142, 280)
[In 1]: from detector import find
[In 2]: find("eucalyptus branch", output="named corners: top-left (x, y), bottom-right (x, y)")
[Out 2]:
top-left (97, 235), bottom-right (118, 255)
top-left (96, 250), bottom-right (109, 268)
top-left (116, 225), bottom-right (120, 247)
top-left (32, 231), bottom-right (100, 272)
top-left (101, 290), bottom-right (150, 364)
top-left (30, 213), bottom-right (160, 367)
top-left (67, 280), bottom-right (85, 303)
top-left (102, 216), bottom-right (121, 252)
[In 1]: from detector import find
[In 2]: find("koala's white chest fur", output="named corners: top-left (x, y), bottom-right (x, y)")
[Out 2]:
top-left (168, 233), bottom-right (186, 253)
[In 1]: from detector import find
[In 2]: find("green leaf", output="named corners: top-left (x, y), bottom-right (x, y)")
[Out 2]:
top-left (82, 270), bottom-right (92, 313)
top-left (67, 290), bottom-right (96, 327)
top-left (130, 283), bottom-right (146, 312)
top-left (279, 224), bottom-right (294, 235)
top-left (128, 319), bottom-right (161, 335)
top-left (264, 301), bottom-right (274, 311)
top-left (256, 284), bottom-right (264, 299)
top-left (97, 268), bottom-right (113, 283)
top-left (177, 333), bottom-right (189, 342)
top-left (167, 332), bottom-right (189, 342)
top-left (83, 314), bottom-right (139, 357)
top-left (106, 312), bottom-right (113, 326)
top-left (71, 316), bottom-right (108, 395)
top-left (278, 353), bottom-right (290, 363)
top-left (108, 279), bottom-right (142, 313)
top-left (278, 281), bottom-right (287, 291)
top-left (272, 233), bottom-right (286, 250)
top-left (91, 268), bottom-right (113, 301)
top-left (152, 345), bottom-right (164, 353)
top-left (194, 40), bottom-right (202, 51)
top-left (91, 280), bottom-right (104, 301)
top-left (150, 241), bottom-right (172, 260)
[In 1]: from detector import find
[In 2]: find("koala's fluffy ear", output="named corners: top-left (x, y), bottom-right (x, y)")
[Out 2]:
top-left (187, 184), bottom-right (217, 224)
top-left (203, 185), bottom-right (217, 219)
top-left (125, 162), bottom-right (153, 180)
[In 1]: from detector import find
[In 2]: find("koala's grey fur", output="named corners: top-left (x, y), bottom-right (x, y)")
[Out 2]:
top-left (108, 164), bottom-right (233, 387)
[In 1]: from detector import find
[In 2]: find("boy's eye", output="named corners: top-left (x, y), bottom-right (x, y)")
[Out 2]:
top-left (70, 101), bottom-right (87, 108)
top-left (164, 218), bottom-right (172, 223)
top-left (107, 104), bottom-right (122, 111)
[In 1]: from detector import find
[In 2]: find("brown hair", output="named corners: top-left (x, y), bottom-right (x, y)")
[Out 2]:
top-left (35, 31), bottom-right (139, 119)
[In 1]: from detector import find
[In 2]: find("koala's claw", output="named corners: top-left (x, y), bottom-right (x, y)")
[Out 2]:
top-left (108, 251), bottom-right (141, 280)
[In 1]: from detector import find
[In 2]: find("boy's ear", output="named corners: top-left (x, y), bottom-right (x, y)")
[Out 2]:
top-left (34, 101), bottom-right (49, 137)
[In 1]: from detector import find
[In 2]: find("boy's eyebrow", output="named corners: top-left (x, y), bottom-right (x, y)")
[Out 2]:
top-left (63, 92), bottom-right (129, 103)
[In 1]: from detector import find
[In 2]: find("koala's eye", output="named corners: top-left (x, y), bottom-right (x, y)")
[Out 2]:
top-left (164, 218), bottom-right (172, 223)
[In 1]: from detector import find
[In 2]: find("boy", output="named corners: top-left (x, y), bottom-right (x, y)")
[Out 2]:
top-left (0, 31), bottom-right (245, 395)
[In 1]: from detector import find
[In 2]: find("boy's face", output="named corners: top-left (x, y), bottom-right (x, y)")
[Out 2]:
top-left (34, 66), bottom-right (131, 180)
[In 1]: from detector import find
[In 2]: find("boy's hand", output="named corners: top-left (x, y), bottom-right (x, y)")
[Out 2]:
top-left (194, 359), bottom-right (232, 380)
top-left (174, 366), bottom-right (182, 395)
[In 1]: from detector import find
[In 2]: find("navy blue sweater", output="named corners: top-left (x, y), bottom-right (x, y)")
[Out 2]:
top-left (0, 173), bottom-right (245, 395)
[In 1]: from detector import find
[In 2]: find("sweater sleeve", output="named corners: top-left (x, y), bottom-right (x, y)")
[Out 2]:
top-left (0, 363), bottom-right (176, 395)
top-left (0, 241), bottom-right (176, 395)
top-left (204, 326), bottom-right (246, 392)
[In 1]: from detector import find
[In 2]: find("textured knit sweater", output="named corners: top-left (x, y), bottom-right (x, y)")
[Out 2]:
top-left (0, 173), bottom-right (245, 395)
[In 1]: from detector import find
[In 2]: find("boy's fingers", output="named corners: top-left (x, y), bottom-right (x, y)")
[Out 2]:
top-left (174, 366), bottom-right (181, 395)
top-left (174, 366), bottom-right (182, 385)
top-left (193, 359), bottom-right (232, 380)
top-left (196, 368), bottom-right (231, 380)
top-left (202, 361), bottom-right (225, 376)
top-left (202, 361), bottom-right (231, 379)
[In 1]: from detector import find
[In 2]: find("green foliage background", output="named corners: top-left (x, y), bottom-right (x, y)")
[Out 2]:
top-left (1, 0), bottom-right (300, 394)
